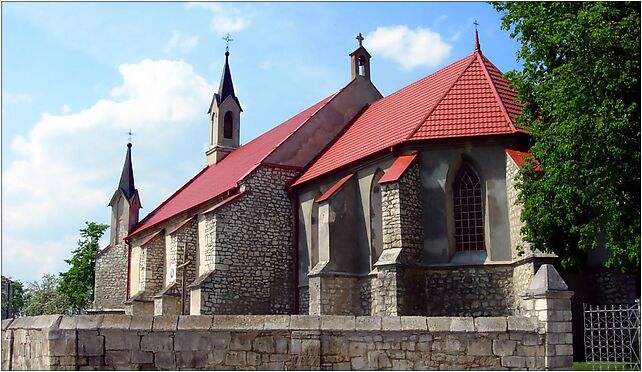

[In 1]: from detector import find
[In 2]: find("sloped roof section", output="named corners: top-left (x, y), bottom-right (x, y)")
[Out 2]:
top-left (130, 93), bottom-right (337, 237)
top-left (295, 49), bottom-right (523, 187)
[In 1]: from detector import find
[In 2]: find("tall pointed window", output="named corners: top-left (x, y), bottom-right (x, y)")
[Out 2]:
top-left (223, 111), bottom-right (233, 139)
top-left (453, 163), bottom-right (484, 251)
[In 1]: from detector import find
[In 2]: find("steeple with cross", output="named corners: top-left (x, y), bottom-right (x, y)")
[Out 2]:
top-left (222, 33), bottom-right (233, 55)
top-left (349, 32), bottom-right (372, 81)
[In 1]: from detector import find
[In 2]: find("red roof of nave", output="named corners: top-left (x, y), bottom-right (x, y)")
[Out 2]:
top-left (293, 50), bottom-right (524, 187)
top-left (129, 93), bottom-right (337, 237)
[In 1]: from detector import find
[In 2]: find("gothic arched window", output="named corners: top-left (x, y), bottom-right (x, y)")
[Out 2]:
top-left (223, 111), bottom-right (233, 139)
top-left (453, 163), bottom-right (484, 251)
top-left (370, 169), bottom-right (384, 266)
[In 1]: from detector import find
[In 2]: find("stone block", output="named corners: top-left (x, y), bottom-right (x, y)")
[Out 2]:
top-left (246, 351), bottom-right (260, 366)
top-left (47, 329), bottom-right (77, 356)
top-left (132, 350), bottom-right (154, 364)
top-left (546, 321), bottom-right (572, 333)
top-left (153, 315), bottom-right (178, 331)
top-left (426, 317), bottom-right (451, 332)
top-left (263, 315), bottom-right (290, 330)
top-left (546, 355), bottom-right (573, 369)
top-left (140, 332), bottom-right (173, 352)
top-left (467, 338), bottom-right (492, 356)
top-left (290, 315), bottom-right (320, 330)
top-left (7, 316), bottom-right (32, 330)
top-left (321, 316), bottom-right (355, 331)
top-left (176, 351), bottom-right (209, 369)
top-left (105, 350), bottom-right (131, 365)
top-left (501, 355), bottom-right (527, 368)
top-left (401, 316), bottom-right (427, 331)
top-left (450, 317), bottom-right (474, 332)
top-left (522, 333), bottom-right (541, 346)
top-left (31, 315), bottom-right (62, 330)
top-left (351, 356), bottom-right (367, 370)
top-left (225, 350), bottom-right (246, 366)
top-left (301, 339), bottom-right (320, 357)
top-left (60, 315), bottom-right (103, 330)
top-left (349, 342), bottom-right (367, 357)
top-left (1, 319), bottom-right (13, 330)
top-left (392, 359), bottom-right (413, 370)
top-left (102, 329), bottom-right (140, 350)
top-left (516, 345), bottom-right (544, 357)
top-left (101, 315), bottom-right (131, 330)
top-left (178, 315), bottom-right (213, 330)
top-left (356, 316), bottom-right (381, 331)
top-left (78, 330), bottom-right (104, 357)
top-left (129, 316), bottom-right (153, 331)
top-left (382, 316), bottom-right (402, 331)
top-left (212, 315), bottom-right (264, 330)
top-left (230, 332), bottom-right (255, 351)
top-left (208, 350), bottom-right (227, 366)
top-left (555, 344), bottom-right (573, 356)
top-left (474, 317), bottom-right (507, 332)
top-left (155, 351), bottom-right (176, 369)
top-left (253, 335), bottom-right (276, 353)
top-left (275, 337), bottom-right (289, 354)
top-left (507, 316), bottom-right (538, 332)
top-left (175, 330), bottom-right (231, 351)
top-left (492, 340), bottom-right (516, 357)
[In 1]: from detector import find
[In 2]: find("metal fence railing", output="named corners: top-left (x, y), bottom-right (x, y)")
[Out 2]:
top-left (584, 300), bottom-right (640, 371)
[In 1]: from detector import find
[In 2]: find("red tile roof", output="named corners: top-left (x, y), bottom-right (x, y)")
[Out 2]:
top-left (294, 50), bottom-right (523, 187)
top-left (378, 154), bottom-right (418, 184)
top-left (506, 148), bottom-right (541, 171)
top-left (130, 93), bottom-right (337, 237)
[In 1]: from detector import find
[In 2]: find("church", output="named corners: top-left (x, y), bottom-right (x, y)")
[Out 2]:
top-left (92, 30), bottom-right (549, 318)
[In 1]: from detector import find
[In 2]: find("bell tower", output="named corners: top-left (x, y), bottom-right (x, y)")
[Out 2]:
top-left (206, 34), bottom-right (243, 165)
top-left (350, 33), bottom-right (371, 81)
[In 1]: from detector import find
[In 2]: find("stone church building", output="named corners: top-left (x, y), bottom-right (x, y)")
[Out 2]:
top-left (90, 32), bottom-right (578, 318)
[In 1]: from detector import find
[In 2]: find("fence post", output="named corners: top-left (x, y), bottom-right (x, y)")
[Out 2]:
top-left (521, 264), bottom-right (574, 370)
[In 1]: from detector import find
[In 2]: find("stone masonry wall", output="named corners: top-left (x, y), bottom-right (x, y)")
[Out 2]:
top-left (2, 313), bottom-right (563, 371)
top-left (308, 276), bottom-right (361, 316)
top-left (506, 155), bottom-right (531, 259)
top-left (298, 285), bottom-right (310, 315)
top-left (141, 237), bottom-right (165, 301)
top-left (93, 243), bottom-right (128, 311)
top-left (199, 166), bottom-right (298, 314)
top-left (425, 265), bottom-right (516, 317)
top-left (168, 219), bottom-right (198, 312)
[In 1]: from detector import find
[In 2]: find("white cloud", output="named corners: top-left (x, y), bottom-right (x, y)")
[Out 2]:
top-left (3, 59), bottom-right (213, 231)
top-left (61, 104), bottom-right (72, 113)
top-left (365, 25), bottom-right (452, 70)
top-left (2, 236), bottom-right (77, 281)
top-left (4, 93), bottom-right (33, 105)
top-left (187, 2), bottom-right (250, 33)
top-left (163, 31), bottom-right (199, 54)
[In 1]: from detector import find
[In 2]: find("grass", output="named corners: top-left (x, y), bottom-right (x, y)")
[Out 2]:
top-left (573, 361), bottom-right (640, 371)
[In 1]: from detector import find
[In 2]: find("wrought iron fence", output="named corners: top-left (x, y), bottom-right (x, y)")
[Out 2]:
top-left (584, 300), bottom-right (640, 371)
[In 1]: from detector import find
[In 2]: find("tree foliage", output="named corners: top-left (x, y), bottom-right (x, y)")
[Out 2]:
top-left (23, 274), bottom-right (70, 316)
top-left (492, 2), bottom-right (640, 272)
top-left (58, 221), bottom-right (109, 314)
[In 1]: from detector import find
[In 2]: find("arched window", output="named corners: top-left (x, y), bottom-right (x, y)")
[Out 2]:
top-left (310, 193), bottom-right (322, 269)
top-left (453, 163), bottom-right (484, 251)
top-left (223, 111), bottom-right (233, 139)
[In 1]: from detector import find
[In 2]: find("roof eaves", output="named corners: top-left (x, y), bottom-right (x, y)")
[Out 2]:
top-left (139, 229), bottom-right (165, 247)
top-left (379, 153), bottom-right (418, 184)
top-left (405, 53), bottom-right (478, 141)
top-left (167, 214), bottom-right (197, 236)
top-left (477, 53), bottom-right (518, 132)
top-left (315, 172), bottom-right (356, 203)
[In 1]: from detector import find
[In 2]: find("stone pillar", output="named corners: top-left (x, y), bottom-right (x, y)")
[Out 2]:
top-left (521, 264), bottom-right (574, 370)
top-left (372, 161), bottom-right (425, 316)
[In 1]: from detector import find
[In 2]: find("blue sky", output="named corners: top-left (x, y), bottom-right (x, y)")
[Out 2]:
top-left (2, 2), bottom-right (522, 284)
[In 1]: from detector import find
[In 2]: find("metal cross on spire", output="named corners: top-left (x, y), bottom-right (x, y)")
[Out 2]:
top-left (473, 20), bottom-right (481, 52)
top-left (473, 20), bottom-right (479, 31)
top-left (127, 129), bottom-right (135, 144)
top-left (222, 33), bottom-right (234, 53)
top-left (356, 32), bottom-right (364, 47)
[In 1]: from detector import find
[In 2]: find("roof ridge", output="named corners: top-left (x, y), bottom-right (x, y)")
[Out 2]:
top-left (405, 53), bottom-right (478, 141)
top-left (477, 53), bottom-right (517, 132)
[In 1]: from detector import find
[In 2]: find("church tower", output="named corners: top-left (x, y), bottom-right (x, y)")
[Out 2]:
top-left (350, 33), bottom-right (371, 81)
top-left (206, 38), bottom-right (242, 165)
top-left (108, 142), bottom-right (141, 246)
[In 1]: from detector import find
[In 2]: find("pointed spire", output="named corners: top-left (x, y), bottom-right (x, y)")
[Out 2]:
top-left (210, 34), bottom-right (242, 112)
top-left (474, 20), bottom-right (481, 53)
top-left (118, 142), bottom-right (137, 202)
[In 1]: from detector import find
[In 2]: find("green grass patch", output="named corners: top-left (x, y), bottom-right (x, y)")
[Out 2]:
top-left (573, 361), bottom-right (640, 371)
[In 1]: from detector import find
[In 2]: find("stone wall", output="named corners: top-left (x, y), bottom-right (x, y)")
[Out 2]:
top-left (167, 219), bottom-right (198, 312)
top-left (197, 166), bottom-right (298, 314)
top-left (141, 236), bottom-right (165, 301)
top-left (1, 312), bottom-right (569, 371)
top-left (506, 155), bottom-right (531, 259)
top-left (425, 265), bottom-right (516, 317)
top-left (93, 243), bottom-right (128, 312)
top-left (308, 275), bottom-right (361, 315)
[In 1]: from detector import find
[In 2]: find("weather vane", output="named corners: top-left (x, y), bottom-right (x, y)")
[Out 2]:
top-left (222, 33), bottom-right (234, 53)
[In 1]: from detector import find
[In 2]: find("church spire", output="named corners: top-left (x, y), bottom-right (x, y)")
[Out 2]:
top-left (350, 32), bottom-right (372, 81)
top-left (118, 142), bottom-right (137, 202)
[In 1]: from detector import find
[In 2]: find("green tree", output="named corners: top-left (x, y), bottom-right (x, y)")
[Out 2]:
top-left (23, 274), bottom-right (70, 316)
top-left (12, 280), bottom-right (24, 317)
top-left (58, 222), bottom-right (109, 314)
top-left (492, 2), bottom-right (640, 272)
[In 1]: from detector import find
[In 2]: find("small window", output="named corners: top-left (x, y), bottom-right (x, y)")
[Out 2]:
top-left (453, 163), bottom-right (484, 251)
top-left (223, 111), bottom-right (233, 139)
